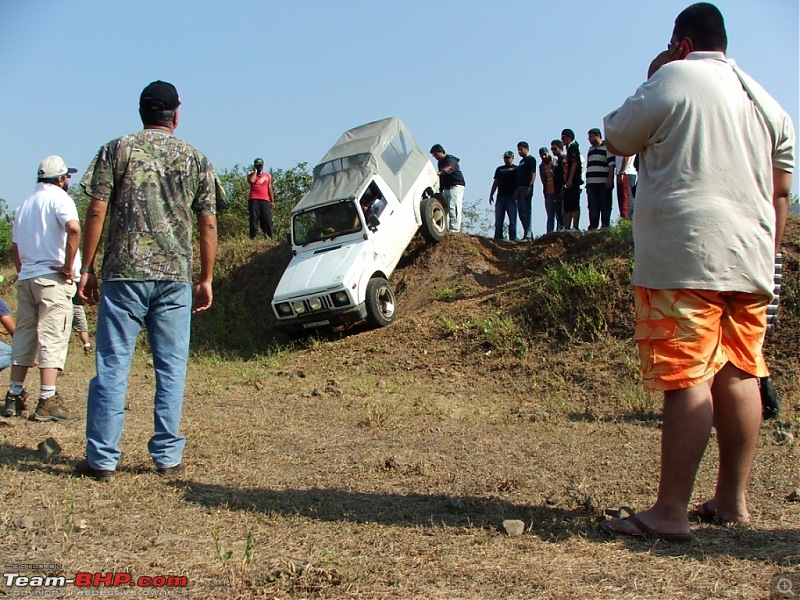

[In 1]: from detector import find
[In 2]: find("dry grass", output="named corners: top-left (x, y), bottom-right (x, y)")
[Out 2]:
top-left (1, 220), bottom-right (799, 599)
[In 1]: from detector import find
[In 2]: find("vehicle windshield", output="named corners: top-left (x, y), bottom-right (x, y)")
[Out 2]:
top-left (293, 201), bottom-right (363, 245)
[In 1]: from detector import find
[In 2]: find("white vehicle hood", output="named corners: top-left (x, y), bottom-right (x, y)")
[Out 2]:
top-left (273, 243), bottom-right (366, 300)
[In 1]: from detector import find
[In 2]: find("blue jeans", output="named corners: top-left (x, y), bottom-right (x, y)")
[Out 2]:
top-left (494, 195), bottom-right (517, 240)
top-left (0, 341), bottom-right (11, 371)
top-left (444, 186), bottom-right (465, 232)
top-left (544, 193), bottom-right (559, 233)
top-left (86, 280), bottom-right (192, 470)
top-left (517, 187), bottom-right (533, 238)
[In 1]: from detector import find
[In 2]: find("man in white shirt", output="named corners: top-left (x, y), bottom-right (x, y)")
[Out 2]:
top-left (600, 2), bottom-right (794, 541)
top-left (4, 156), bottom-right (81, 422)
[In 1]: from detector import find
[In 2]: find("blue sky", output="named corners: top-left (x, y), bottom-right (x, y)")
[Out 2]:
top-left (1, 0), bottom-right (797, 236)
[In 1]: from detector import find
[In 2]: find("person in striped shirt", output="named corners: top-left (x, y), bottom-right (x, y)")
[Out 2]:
top-left (585, 128), bottom-right (616, 229)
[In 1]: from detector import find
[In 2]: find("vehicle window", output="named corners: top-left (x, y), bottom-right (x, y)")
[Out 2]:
top-left (293, 202), bottom-right (362, 245)
top-left (315, 154), bottom-right (369, 177)
top-left (381, 131), bottom-right (412, 175)
top-left (359, 182), bottom-right (387, 225)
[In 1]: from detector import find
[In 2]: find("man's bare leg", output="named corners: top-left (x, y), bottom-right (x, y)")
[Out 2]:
top-left (699, 363), bottom-right (760, 524)
top-left (604, 381), bottom-right (713, 535)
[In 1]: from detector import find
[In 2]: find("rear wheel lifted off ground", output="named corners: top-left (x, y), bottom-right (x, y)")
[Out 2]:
top-left (420, 196), bottom-right (447, 242)
top-left (365, 277), bottom-right (396, 328)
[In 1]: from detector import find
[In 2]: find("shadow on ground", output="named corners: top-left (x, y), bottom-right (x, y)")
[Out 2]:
top-left (172, 480), bottom-right (800, 563)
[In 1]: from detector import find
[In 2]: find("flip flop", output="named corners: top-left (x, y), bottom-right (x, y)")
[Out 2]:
top-left (599, 506), bottom-right (693, 543)
top-left (691, 501), bottom-right (750, 527)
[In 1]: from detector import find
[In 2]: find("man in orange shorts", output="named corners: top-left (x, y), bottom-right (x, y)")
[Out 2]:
top-left (600, 2), bottom-right (795, 541)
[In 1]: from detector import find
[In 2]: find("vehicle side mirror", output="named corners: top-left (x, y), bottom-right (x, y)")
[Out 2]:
top-left (368, 214), bottom-right (380, 229)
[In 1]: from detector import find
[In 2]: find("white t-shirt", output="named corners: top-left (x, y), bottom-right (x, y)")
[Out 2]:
top-left (13, 182), bottom-right (81, 281)
top-left (604, 52), bottom-right (795, 297)
top-left (615, 154), bottom-right (637, 176)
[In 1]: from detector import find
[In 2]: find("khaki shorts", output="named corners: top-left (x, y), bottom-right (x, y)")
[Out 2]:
top-left (633, 287), bottom-right (769, 392)
top-left (12, 274), bottom-right (76, 370)
top-left (72, 304), bottom-right (88, 332)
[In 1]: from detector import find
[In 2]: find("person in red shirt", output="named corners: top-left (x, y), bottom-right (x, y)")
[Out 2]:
top-left (247, 158), bottom-right (275, 238)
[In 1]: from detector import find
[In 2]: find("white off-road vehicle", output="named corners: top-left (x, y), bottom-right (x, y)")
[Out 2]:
top-left (271, 117), bottom-right (447, 331)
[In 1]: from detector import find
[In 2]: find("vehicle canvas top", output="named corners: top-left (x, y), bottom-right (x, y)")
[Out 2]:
top-left (292, 117), bottom-right (431, 213)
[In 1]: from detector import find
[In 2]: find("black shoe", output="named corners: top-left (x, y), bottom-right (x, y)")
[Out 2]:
top-left (74, 458), bottom-right (114, 482)
top-left (156, 463), bottom-right (185, 478)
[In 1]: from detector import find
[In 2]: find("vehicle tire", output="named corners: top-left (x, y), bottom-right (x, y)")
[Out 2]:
top-left (365, 277), bottom-right (397, 328)
top-left (420, 195), bottom-right (447, 243)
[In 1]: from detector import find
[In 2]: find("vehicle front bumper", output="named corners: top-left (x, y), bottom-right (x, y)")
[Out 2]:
top-left (273, 303), bottom-right (368, 331)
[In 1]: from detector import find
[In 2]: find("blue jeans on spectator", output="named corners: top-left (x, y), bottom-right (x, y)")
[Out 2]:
top-left (586, 184), bottom-right (614, 229)
top-left (494, 195), bottom-right (518, 240)
top-left (517, 187), bottom-right (533, 238)
top-left (444, 186), bottom-right (465, 232)
top-left (544, 193), bottom-right (559, 233)
top-left (86, 280), bottom-right (191, 471)
top-left (0, 341), bottom-right (11, 371)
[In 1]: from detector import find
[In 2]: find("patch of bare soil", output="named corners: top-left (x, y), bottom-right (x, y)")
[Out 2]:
top-left (1, 218), bottom-right (798, 599)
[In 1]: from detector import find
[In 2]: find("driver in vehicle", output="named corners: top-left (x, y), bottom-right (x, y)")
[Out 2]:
top-left (360, 185), bottom-right (386, 223)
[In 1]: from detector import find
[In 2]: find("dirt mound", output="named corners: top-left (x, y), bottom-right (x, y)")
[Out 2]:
top-left (196, 217), bottom-right (800, 387)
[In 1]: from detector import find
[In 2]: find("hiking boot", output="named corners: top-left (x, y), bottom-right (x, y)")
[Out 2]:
top-left (3, 390), bottom-right (29, 417)
top-left (74, 458), bottom-right (114, 482)
top-left (31, 393), bottom-right (80, 422)
top-left (156, 463), bottom-right (185, 478)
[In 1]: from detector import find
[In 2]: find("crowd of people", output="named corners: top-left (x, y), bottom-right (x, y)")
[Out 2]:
top-left (484, 128), bottom-right (637, 241)
top-left (0, 3), bottom-right (795, 547)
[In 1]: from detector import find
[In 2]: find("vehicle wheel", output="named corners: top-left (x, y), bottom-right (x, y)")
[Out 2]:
top-left (365, 277), bottom-right (397, 328)
top-left (420, 195), bottom-right (447, 242)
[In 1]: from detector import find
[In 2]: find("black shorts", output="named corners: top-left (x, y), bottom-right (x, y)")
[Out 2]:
top-left (563, 187), bottom-right (581, 212)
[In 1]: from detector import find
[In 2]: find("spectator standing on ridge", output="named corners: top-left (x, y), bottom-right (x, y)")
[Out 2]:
top-left (551, 139), bottom-right (566, 230)
top-left (585, 128), bottom-right (616, 229)
top-left (488, 151), bottom-right (518, 240)
top-left (514, 142), bottom-right (537, 239)
top-left (430, 144), bottom-right (466, 232)
top-left (247, 158), bottom-right (275, 238)
top-left (615, 153), bottom-right (638, 219)
top-left (4, 156), bottom-right (81, 422)
top-left (538, 147), bottom-right (560, 233)
top-left (561, 129), bottom-right (583, 231)
top-left (76, 80), bottom-right (225, 481)
top-left (600, 2), bottom-right (794, 540)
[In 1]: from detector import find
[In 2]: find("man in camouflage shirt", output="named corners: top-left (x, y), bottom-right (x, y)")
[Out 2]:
top-left (75, 80), bottom-right (225, 481)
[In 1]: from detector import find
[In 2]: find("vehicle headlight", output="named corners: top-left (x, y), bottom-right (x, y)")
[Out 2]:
top-left (276, 303), bottom-right (292, 316)
top-left (309, 297), bottom-right (322, 311)
top-left (292, 301), bottom-right (306, 314)
top-left (332, 291), bottom-right (349, 307)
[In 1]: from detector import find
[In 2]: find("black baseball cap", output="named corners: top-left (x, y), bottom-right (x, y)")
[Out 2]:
top-left (139, 80), bottom-right (181, 111)
top-left (254, 158), bottom-right (264, 166)
top-left (503, 151), bottom-right (514, 158)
